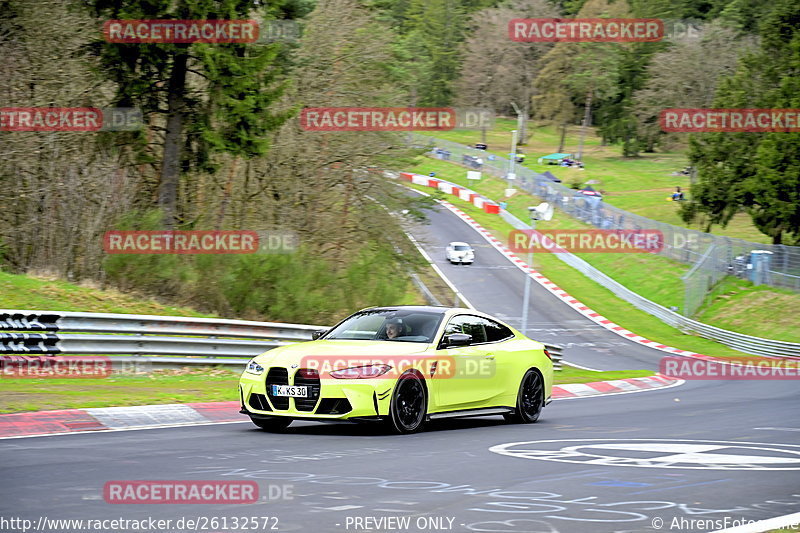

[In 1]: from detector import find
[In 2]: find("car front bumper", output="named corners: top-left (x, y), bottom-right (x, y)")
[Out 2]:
top-left (239, 370), bottom-right (395, 421)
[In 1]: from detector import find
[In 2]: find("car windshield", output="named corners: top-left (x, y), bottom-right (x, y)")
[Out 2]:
top-left (324, 309), bottom-right (444, 343)
top-left (454, 245), bottom-right (471, 251)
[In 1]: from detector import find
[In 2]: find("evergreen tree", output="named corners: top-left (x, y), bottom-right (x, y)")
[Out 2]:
top-left (681, 0), bottom-right (800, 244)
top-left (84, 0), bottom-right (290, 228)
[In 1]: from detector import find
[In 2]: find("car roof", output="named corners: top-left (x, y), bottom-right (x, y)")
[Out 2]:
top-left (448, 241), bottom-right (470, 247)
top-left (357, 306), bottom-right (500, 321)
top-left (359, 305), bottom-right (452, 315)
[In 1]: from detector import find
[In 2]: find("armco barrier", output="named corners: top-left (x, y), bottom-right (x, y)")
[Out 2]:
top-left (498, 211), bottom-right (800, 358)
top-left (0, 310), bottom-right (564, 369)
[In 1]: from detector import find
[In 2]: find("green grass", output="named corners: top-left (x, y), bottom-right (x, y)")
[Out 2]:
top-left (414, 158), bottom-right (689, 309)
top-left (409, 155), bottom-right (800, 342)
top-left (0, 268), bottom-right (425, 315)
top-left (555, 366), bottom-right (654, 384)
top-left (0, 368), bottom-right (241, 414)
top-left (0, 366), bottom-right (654, 414)
top-left (696, 277), bottom-right (800, 342)
top-left (427, 120), bottom-right (771, 243)
top-left (0, 270), bottom-right (214, 316)
top-left (405, 179), bottom-right (781, 359)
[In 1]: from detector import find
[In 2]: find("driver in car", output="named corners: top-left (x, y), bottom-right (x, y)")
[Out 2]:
top-left (385, 318), bottom-right (403, 340)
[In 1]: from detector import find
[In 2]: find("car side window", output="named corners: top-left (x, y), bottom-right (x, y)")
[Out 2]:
top-left (443, 315), bottom-right (511, 346)
top-left (443, 315), bottom-right (487, 344)
top-left (483, 318), bottom-right (514, 342)
top-left (444, 316), bottom-right (467, 336)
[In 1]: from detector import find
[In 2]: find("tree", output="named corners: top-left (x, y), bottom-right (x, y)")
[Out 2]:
top-left (0, 0), bottom-right (137, 279)
top-left (455, 0), bottom-right (558, 143)
top-left (681, 0), bottom-right (800, 244)
top-left (403, 0), bottom-right (466, 106)
top-left (531, 0), bottom-right (626, 157)
top-left (632, 22), bottom-right (754, 151)
top-left (255, 0), bottom-right (425, 258)
top-left (84, 0), bottom-right (289, 228)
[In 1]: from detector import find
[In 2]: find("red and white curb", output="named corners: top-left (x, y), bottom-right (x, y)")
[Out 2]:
top-left (0, 401), bottom-right (242, 439)
top-left (0, 374), bottom-right (683, 439)
top-left (552, 373), bottom-right (683, 400)
top-left (436, 200), bottom-right (722, 363)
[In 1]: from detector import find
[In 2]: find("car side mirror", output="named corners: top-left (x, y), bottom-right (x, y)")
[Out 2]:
top-left (311, 329), bottom-right (328, 340)
top-left (443, 333), bottom-right (472, 348)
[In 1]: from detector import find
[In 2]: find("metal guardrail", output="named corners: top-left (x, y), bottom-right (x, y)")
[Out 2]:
top-left (0, 310), bottom-right (565, 369)
top-left (0, 310), bottom-right (318, 356)
top-left (499, 211), bottom-right (800, 358)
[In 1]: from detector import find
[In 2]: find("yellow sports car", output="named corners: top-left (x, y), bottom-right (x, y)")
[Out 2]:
top-left (239, 306), bottom-right (553, 433)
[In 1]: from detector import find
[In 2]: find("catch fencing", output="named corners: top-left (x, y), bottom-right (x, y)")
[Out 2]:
top-left (500, 210), bottom-right (800, 358)
top-left (416, 135), bottom-right (800, 304)
top-left (0, 310), bottom-right (563, 370)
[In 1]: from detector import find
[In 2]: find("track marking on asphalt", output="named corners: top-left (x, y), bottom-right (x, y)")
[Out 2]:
top-left (754, 427), bottom-right (800, 432)
top-left (490, 439), bottom-right (800, 470)
top-left (561, 360), bottom-right (603, 372)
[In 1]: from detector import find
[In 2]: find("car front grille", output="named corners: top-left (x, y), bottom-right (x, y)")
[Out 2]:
top-left (265, 367), bottom-right (289, 410)
top-left (293, 369), bottom-right (321, 411)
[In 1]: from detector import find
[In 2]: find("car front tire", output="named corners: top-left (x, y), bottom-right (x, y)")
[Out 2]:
top-left (504, 369), bottom-right (544, 424)
top-left (387, 372), bottom-right (427, 434)
top-left (250, 416), bottom-right (292, 432)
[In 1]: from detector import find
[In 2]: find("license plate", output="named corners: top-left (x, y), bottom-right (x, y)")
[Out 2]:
top-left (271, 385), bottom-right (308, 397)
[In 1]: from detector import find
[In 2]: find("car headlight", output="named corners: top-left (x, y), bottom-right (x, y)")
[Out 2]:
top-left (330, 364), bottom-right (393, 379)
top-left (245, 359), bottom-right (264, 375)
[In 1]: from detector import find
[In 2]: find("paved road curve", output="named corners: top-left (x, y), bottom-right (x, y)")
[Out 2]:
top-left (407, 200), bottom-right (673, 371)
top-left (2, 380), bottom-right (798, 533)
top-left (2, 200), bottom-right (798, 533)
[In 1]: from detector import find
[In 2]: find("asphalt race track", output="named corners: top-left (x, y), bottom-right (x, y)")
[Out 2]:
top-left (406, 200), bottom-right (667, 372)
top-left (2, 200), bottom-right (799, 533)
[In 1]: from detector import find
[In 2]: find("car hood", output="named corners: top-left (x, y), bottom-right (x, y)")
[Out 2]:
top-left (253, 339), bottom-right (433, 367)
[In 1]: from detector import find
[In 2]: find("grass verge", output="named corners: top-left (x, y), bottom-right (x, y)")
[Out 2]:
top-left (408, 157), bottom-right (800, 343)
top-left (427, 119), bottom-right (770, 243)
top-left (404, 180), bottom-right (775, 359)
top-left (0, 368), bottom-right (240, 414)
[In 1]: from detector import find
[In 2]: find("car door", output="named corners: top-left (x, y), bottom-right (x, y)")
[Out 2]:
top-left (434, 315), bottom-right (505, 409)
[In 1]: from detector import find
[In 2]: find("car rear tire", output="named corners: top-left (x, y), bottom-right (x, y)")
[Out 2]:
top-left (387, 372), bottom-right (427, 434)
top-left (504, 369), bottom-right (544, 424)
top-left (250, 416), bottom-right (292, 432)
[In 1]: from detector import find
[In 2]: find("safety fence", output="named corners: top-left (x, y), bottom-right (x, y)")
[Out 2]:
top-left (0, 310), bottom-right (564, 370)
top-left (416, 135), bottom-right (800, 297)
top-left (500, 211), bottom-right (800, 358)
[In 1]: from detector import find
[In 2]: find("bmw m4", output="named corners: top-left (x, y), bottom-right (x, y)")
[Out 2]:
top-left (239, 306), bottom-right (553, 433)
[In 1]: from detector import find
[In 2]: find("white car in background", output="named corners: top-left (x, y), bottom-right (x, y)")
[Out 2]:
top-left (445, 242), bottom-right (474, 264)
